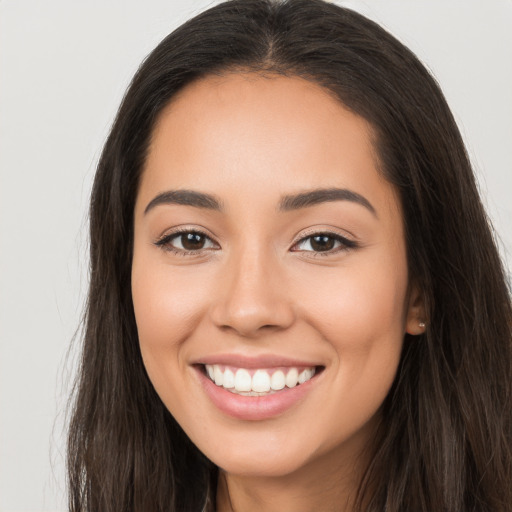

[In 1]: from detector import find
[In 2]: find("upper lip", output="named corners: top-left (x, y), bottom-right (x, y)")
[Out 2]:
top-left (193, 353), bottom-right (322, 369)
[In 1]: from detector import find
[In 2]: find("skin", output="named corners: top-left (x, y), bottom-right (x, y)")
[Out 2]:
top-left (131, 73), bottom-right (425, 512)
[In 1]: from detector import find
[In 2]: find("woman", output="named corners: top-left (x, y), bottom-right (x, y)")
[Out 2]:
top-left (67, 0), bottom-right (512, 510)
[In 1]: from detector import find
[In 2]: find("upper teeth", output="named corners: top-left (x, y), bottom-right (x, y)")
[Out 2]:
top-left (205, 364), bottom-right (316, 395)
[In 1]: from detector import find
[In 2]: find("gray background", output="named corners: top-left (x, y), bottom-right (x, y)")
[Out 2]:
top-left (1, 1), bottom-right (511, 510)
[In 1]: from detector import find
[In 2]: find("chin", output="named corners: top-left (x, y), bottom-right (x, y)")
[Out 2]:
top-left (194, 423), bottom-right (342, 480)
top-left (213, 449), bottom-right (312, 479)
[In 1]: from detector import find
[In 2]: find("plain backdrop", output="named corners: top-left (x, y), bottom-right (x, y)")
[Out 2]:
top-left (1, 1), bottom-right (511, 510)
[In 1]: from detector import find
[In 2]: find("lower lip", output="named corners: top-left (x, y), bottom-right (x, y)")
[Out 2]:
top-left (195, 366), bottom-right (320, 421)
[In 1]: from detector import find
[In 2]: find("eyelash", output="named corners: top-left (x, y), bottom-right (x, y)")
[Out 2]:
top-left (291, 231), bottom-right (358, 257)
top-left (154, 228), bottom-right (218, 257)
top-left (154, 228), bottom-right (358, 257)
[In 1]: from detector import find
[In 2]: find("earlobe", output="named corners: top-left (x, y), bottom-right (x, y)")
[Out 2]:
top-left (405, 284), bottom-right (426, 335)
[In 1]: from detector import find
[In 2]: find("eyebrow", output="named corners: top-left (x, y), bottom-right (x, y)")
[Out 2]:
top-left (144, 187), bottom-right (376, 217)
top-left (279, 187), bottom-right (377, 216)
top-left (144, 189), bottom-right (223, 214)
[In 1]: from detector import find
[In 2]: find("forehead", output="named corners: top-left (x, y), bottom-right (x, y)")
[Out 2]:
top-left (138, 72), bottom-right (399, 219)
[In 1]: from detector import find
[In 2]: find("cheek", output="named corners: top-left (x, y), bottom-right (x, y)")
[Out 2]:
top-left (131, 257), bottom-right (218, 427)
top-left (297, 260), bottom-right (409, 350)
top-left (292, 258), bottom-right (408, 429)
top-left (131, 256), bottom-right (211, 375)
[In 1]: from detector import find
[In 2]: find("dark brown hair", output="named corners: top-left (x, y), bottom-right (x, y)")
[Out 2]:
top-left (67, 1), bottom-right (512, 510)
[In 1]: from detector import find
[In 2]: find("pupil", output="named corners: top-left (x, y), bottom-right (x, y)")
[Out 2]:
top-left (311, 235), bottom-right (334, 251)
top-left (182, 233), bottom-right (204, 250)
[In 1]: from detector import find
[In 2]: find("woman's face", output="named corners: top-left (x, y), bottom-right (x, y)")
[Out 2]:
top-left (132, 73), bottom-right (423, 478)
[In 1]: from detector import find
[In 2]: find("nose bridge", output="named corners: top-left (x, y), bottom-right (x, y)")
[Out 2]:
top-left (210, 239), bottom-right (294, 336)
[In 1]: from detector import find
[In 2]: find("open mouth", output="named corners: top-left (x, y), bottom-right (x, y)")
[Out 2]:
top-left (201, 364), bottom-right (325, 396)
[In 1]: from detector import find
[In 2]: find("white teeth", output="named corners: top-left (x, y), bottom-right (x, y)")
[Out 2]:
top-left (270, 370), bottom-right (286, 391)
top-left (223, 368), bottom-right (235, 388)
top-left (204, 364), bottom-right (317, 395)
top-left (285, 368), bottom-right (299, 388)
top-left (234, 368), bottom-right (252, 392)
top-left (252, 370), bottom-right (271, 392)
top-left (214, 365), bottom-right (224, 386)
top-left (299, 368), bottom-right (314, 384)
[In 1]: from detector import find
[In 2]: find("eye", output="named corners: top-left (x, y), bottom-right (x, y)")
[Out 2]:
top-left (155, 229), bottom-right (218, 254)
top-left (291, 232), bottom-right (357, 254)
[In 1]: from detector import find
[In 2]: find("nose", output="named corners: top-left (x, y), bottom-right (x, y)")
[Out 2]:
top-left (209, 246), bottom-right (295, 338)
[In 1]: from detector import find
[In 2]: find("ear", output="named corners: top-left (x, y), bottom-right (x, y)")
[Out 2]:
top-left (405, 283), bottom-right (426, 335)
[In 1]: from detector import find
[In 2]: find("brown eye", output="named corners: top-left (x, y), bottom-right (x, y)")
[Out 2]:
top-left (310, 235), bottom-right (335, 251)
top-left (180, 232), bottom-right (206, 250)
top-left (292, 232), bottom-right (357, 254)
top-left (155, 230), bottom-right (217, 253)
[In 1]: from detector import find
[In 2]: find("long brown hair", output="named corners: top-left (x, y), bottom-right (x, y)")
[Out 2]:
top-left (67, 1), bottom-right (512, 510)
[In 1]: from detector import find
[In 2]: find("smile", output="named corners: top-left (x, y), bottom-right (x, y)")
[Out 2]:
top-left (195, 358), bottom-right (324, 421)
top-left (205, 364), bottom-right (317, 396)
